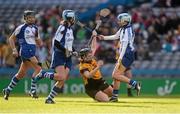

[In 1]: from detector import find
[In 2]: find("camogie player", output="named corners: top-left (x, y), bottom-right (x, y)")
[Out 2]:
top-left (2, 10), bottom-right (43, 100)
top-left (78, 32), bottom-right (113, 102)
top-left (98, 13), bottom-right (141, 102)
top-left (34, 10), bottom-right (78, 104)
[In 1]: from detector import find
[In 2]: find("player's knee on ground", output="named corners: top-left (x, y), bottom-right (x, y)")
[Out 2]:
top-left (103, 86), bottom-right (113, 97)
top-left (95, 91), bottom-right (109, 102)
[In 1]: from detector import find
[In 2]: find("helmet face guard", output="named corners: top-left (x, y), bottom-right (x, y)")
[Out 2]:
top-left (24, 10), bottom-right (35, 24)
top-left (117, 13), bottom-right (131, 26)
top-left (79, 48), bottom-right (92, 59)
top-left (62, 10), bottom-right (76, 24)
top-left (24, 10), bottom-right (35, 19)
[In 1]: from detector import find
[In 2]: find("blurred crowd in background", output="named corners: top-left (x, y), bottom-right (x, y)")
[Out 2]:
top-left (0, 0), bottom-right (180, 68)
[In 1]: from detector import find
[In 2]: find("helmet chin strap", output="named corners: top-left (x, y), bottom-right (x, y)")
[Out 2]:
top-left (69, 19), bottom-right (75, 26)
top-left (24, 17), bottom-right (35, 25)
top-left (64, 19), bottom-right (75, 27)
top-left (120, 21), bottom-right (129, 28)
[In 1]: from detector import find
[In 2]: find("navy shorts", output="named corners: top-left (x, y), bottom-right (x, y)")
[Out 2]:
top-left (121, 47), bottom-right (135, 68)
top-left (20, 44), bottom-right (36, 61)
top-left (51, 50), bottom-right (72, 70)
top-left (85, 78), bottom-right (109, 99)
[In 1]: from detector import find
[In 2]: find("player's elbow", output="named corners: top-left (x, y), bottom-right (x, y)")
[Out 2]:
top-left (84, 72), bottom-right (92, 78)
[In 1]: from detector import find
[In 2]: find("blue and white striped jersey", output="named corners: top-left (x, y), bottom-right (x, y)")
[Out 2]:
top-left (119, 25), bottom-right (135, 50)
top-left (103, 25), bottom-right (135, 60)
top-left (13, 23), bottom-right (39, 46)
top-left (53, 24), bottom-right (74, 51)
top-left (118, 25), bottom-right (135, 59)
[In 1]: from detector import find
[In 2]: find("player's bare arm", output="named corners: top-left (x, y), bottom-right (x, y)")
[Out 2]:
top-left (83, 60), bottom-right (104, 78)
top-left (35, 30), bottom-right (43, 47)
top-left (9, 34), bottom-right (18, 57)
top-left (35, 38), bottom-right (43, 47)
top-left (98, 31), bottom-right (119, 40)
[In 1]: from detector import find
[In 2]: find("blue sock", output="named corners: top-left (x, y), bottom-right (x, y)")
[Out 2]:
top-left (7, 76), bottom-right (19, 92)
top-left (40, 71), bottom-right (46, 78)
top-left (47, 86), bottom-right (62, 100)
top-left (30, 78), bottom-right (36, 93)
top-left (129, 80), bottom-right (137, 89)
top-left (112, 90), bottom-right (119, 98)
top-left (41, 71), bottom-right (54, 80)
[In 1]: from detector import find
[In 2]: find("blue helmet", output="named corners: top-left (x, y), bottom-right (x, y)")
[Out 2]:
top-left (117, 13), bottom-right (131, 24)
top-left (62, 10), bottom-right (75, 21)
top-left (24, 10), bottom-right (35, 19)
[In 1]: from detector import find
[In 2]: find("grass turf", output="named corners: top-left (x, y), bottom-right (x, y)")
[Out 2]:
top-left (0, 94), bottom-right (180, 114)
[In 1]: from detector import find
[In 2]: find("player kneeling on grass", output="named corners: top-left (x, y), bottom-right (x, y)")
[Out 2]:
top-left (79, 47), bottom-right (113, 102)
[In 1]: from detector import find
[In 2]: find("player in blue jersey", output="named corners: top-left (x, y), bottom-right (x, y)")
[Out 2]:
top-left (2, 10), bottom-right (43, 100)
top-left (33, 10), bottom-right (78, 104)
top-left (98, 13), bottom-right (141, 102)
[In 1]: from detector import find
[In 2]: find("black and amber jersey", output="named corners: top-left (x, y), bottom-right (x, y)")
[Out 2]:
top-left (79, 59), bottom-right (102, 85)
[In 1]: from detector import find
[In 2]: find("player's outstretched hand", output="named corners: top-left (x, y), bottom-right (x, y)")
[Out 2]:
top-left (72, 51), bottom-right (79, 57)
top-left (97, 35), bottom-right (104, 40)
top-left (65, 49), bottom-right (72, 57)
top-left (92, 30), bottom-right (97, 36)
top-left (97, 60), bottom-right (104, 67)
top-left (12, 48), bottom-right (18, 57)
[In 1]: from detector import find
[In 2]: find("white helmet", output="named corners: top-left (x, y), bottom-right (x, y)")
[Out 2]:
top-left (62, 10), bottom-right (75, 21)
top-left (117, 13), bottom-right (131, 24)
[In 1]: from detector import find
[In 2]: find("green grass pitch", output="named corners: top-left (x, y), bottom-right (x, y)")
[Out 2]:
top-left (0, 94), bottom-right (180, 114)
